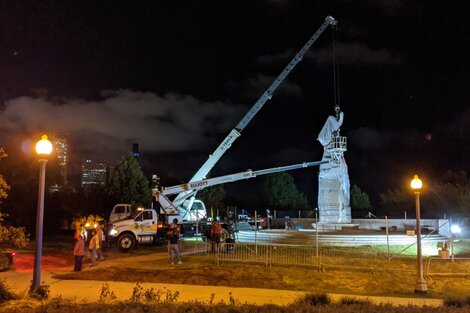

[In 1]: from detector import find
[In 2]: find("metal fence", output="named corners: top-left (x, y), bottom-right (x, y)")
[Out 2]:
top-left (214, 242), bottom-right (424, 273)
top-left (171, 238), bottom-right (208, 256)
top-left (216, 243), bottom-right (320, 267)
top-left (426, 257), bottom-right (470, 276)
top-left (174, 241), bottom-right (468, 276)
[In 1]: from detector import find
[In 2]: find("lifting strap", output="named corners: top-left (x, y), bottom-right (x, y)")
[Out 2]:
top-left (332, 24), bottom-right (341, 119)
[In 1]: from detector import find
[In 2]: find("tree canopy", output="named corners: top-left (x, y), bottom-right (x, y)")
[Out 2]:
top-left (198, 184), bottom-right (226, 216)
top-left (261, 172), bottom-right (309, 210)
top-left (0, 148), bottom-right (9, 200)
top-left (350, 184), bottom-right (372, 218)
top-left (380, 171), bottom-right (470, 218)
top-left (107, 152), bottom-right (151, 207)
top-left (0, 148), bottom-right (29, 248)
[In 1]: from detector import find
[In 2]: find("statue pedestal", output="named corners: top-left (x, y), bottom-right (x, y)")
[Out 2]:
top-left (318, 178), bottom-right (351, 223)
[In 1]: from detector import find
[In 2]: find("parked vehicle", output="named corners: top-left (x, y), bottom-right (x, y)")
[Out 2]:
top-left (0, 250), bottom-right (15, 271)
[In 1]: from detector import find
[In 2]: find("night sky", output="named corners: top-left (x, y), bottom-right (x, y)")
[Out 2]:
top-left (1, 1), bottom-right (469, 207)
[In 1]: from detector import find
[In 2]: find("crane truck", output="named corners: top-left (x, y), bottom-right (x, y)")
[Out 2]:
top-left (109, 160), bottom-right (327, 252)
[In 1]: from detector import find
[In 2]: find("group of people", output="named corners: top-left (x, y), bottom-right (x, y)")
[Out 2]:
top-left (70, 218), bottom-right (225, 269)
top-left (73, 224), bottom-right (106, 272)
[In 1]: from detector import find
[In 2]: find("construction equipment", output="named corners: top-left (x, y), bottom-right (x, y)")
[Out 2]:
top-left (154, 160), bottom-right (328, 223)
top-left (109, 160), bottom-right (327, 251)
top-left (169, 16), bottom-right (338, 221)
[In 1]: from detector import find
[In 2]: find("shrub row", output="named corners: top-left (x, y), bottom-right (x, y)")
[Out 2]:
top-left (3, 281), bottom-right (470, 312)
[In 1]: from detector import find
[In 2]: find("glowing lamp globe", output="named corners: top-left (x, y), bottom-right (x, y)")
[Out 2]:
top-left (35, 135), bottom-right (53, 156)
top-left (410, 175), bottom-right (422, 190)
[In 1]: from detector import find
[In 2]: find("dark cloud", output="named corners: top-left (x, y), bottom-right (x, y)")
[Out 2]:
top-left (309, 42), bottom-right (402, 66)
top-left (245, 74), bottom-right (302, 98)
top-left (446, 108), bottom-right (470, 135)
top-left (373, 0), bottom-right (406, 15)
top-left (258, 42), bottom-right (402, 66)
top-left (0, 89), bottom-right (247, 162)
top-left (348, 127), bottom-right (394, 150)
top-left (257, 49), bottom-right (295, 64)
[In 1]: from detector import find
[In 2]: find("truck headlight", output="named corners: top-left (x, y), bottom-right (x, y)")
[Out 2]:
top-left (109, 228), bottom-right (118, 236)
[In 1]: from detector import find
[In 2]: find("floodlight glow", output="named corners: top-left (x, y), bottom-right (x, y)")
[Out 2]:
top-left (410, 175), bottom-right (422, 190)
top-left (451, 225), bottom-right (461, 234)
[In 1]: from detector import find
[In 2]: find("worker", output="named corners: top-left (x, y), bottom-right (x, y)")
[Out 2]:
top-left (167, 218), bottom-right (182, 264)
top-left (74, 224), bottom-right (87, 242)
top-left (73, 234), bottom-right (85, 272)
top-left (89, 230), bottom-right (99, 267)
top-left (211, 220), bottom-right (222, 253)
top-left (96, 224), bottom-right (105, 260)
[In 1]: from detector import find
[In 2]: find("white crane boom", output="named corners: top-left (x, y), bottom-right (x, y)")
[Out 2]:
top-left (154, 160), bottom-right (328, 216)
top-left (173, 16), bottom-right (337, 207)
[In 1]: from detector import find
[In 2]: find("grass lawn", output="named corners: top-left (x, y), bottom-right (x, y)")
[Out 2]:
top-left (53, 248), bottom-right (470, 299)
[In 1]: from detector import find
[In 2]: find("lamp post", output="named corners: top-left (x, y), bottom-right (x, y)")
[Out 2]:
top-left (31, 135), bottom-right (52, 292)
top-left (410, 174), bottom-right (427, 294)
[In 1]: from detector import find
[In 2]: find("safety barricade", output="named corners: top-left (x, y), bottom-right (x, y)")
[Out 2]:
top-left (426, 257), bottom-right (470, 276)
top-left (216, 242), bottom-right (320, 267)
top-left (215, 243), bottom-right (418, 272)
top-left (167, 238), bottom-right (208, 257)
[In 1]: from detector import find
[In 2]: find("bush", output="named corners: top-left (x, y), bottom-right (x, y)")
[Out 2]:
top-left (99, 283), bottom-right (116, 304)
top-left (128, 283), bottom-right (179, 304)
top-left (29, 281), bottom-right (50, 300)
top-left (0, 213), bottom-right (29, 249)
top-left (0, 279), bottom-right (17, 303)
top-left (340, 296), bottom-right (372, 305)
top-left (295, 292), bottom-right (331, 306)
top-left (443, 297), bottom-right (470, 307)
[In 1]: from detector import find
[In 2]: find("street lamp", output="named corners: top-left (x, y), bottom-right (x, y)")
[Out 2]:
top-left (31, 135), bottom-right (53, 292)
top-left (410, 174), bottom-right (428, 294)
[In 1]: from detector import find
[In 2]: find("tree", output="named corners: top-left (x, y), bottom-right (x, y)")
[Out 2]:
top-left (0, 148), bottom-right (9, 200)
top-left (261, 172), bottom-right (309, 210)
top-left (379, 171), bottom-right (470, 218)
top-left (107, 153), bottom-right (151, 207)
top-left (0, 148), bottom-right (29, 248)
top-left (350, 184), bottom-right (372, 218)
top-left (198, 185), bottom-right (226, 217)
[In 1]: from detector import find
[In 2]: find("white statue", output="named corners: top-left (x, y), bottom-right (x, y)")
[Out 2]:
top-left (317, 105), bottom-right (351, 223)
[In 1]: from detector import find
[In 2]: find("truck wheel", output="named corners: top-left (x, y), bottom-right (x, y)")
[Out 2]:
top-left (220, 229), bottom-right (229, 243)
top-left (117, 233), bottom-right (135, 252)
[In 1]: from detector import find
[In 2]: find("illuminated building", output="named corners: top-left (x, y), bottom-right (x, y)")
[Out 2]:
top-left (132, 143), bottom-right (139, 158)
top-left (53, 133), bottom-right (69, 186)
top-left (81, 160), bottom-right (108, 188)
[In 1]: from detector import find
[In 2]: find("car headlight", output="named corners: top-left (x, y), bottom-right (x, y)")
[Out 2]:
top-left (109, 228), bottom-right (118, 236)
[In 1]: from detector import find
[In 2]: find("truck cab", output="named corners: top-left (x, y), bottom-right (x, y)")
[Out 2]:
top-left (109, 204), bottom-right (133, 223)
top-left (109, 208), bottom-right (166, 252)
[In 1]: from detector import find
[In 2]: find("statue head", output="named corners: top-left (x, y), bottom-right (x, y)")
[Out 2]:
top-left (334, 104), bottom-right (341, 114)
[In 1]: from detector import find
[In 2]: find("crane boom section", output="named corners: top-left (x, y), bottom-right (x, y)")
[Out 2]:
top-left (160, 160), bottom-right (328, 196)
top-left (173, 16), bottom-right (336, 204)
top-left (235, 16), bottom-right (336, 131)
